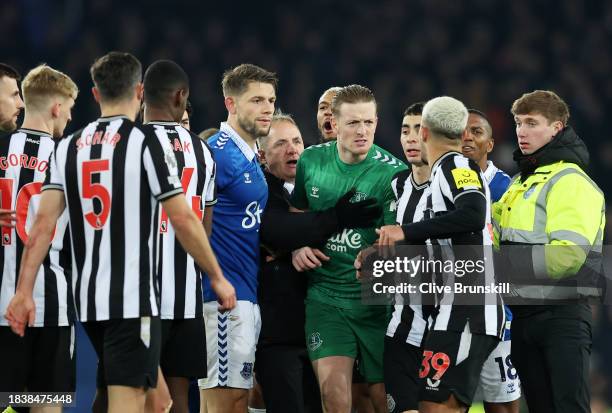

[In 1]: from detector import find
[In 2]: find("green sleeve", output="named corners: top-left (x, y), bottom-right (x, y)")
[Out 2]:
top-left (382, 175), bottom-right (398, 225)
top-left (290, 155), bottom-right (309, 210)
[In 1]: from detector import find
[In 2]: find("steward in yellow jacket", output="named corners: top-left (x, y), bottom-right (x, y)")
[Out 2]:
top-left (492, 90), bottom-right (605, 413)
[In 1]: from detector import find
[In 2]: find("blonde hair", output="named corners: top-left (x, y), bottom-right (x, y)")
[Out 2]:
top-left (22, 65), bottom-right (78, 110)
top-left (422, 96), bottom-right (468, 140)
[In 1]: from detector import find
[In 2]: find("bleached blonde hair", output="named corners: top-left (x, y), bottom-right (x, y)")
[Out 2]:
top-left (422, 96), bottom-right (468, 140)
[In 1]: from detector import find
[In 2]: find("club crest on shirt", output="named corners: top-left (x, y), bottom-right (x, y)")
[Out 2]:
top-left (240, 362), bottom-right (253, 380)
top-left (308, 332), bottom-right (323, 351)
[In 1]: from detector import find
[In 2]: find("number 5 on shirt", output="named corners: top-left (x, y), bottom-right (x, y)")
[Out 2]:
top-left (82, 159), bottom-right (111, 229)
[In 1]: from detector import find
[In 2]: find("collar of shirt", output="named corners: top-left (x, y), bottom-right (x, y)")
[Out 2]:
top-left (145, 121), bottom-right (180, 126)
top-left (283, 181), bottom-right (295, 195)
top-left (18, 128), bottom-right (52, 138)
top-left (220, 122), bottom-right (258, 162)
top-left (430, 151), bottom-right (462, 174)
top-left (482, 160), bottom-right (499, 185)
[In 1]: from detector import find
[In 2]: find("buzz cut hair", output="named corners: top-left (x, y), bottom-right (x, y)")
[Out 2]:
top-left (320, 86), bottom-right (342, 100)
top-left (221, 64), bottom-right (278, 98)
top-left (0, 63), bottom-right (21, 81)
top-left (468, 108), bottom-right (493, 139)
top-left (22, 64), bottom-right (78, 110)
top-left (143, 59), bottom-right (189, 108)
top-left (422, 96), bottom-right (468, 140)
top-left (511, 90), bottom-right (570, 126)
top-left (90, 51), bottom-right (142, 103)
top-left (331, 84), bottom-right (377, 117)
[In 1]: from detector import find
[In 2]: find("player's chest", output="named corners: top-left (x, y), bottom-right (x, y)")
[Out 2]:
top-left (304, 166), bottom-right (381, 209)
top-left (224, 162), bottom-right (267, 205)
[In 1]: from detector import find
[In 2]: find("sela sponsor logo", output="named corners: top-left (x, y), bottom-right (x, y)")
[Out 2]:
top-left (242, 201), bottom-right (263, 229)
top-left (326, 228), bottom-right (363, 253)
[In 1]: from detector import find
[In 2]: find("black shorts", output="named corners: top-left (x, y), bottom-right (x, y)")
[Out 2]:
top-left (419, 329), bottom-right (499, 407)
top-left (383, 335), bottom-right (422, 412)
top-left (82, 316), bottom-right (161, 389)
top-left (161, 317), bottom-right (207, 379)
top-left (0, 325), bottom-right (75, 393)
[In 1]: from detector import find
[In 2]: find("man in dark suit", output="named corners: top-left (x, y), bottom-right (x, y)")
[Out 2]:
top-left (255, 112), bottom-right (381, 413)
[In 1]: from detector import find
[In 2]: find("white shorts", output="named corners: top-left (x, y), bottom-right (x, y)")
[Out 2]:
top-left (477, 339), bottom-right (521, 403)
top-left (198, 300), bottom-right (261, 389)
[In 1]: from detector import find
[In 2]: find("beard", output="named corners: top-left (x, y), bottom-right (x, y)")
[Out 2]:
top-left (0, 118), bottom-right (17, 133)
top-left (238, 114), bottom-right (270, 139)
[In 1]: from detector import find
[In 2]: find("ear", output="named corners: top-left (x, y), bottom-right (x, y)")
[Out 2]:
top-left (421, 125), bottom-right (429, 142)
top-left (225, 96), bottom-right (236, 115)
top-left (92, 87), bottom-right (101, 103)
top-left (487, 137), bottom-right (495, 154)
top-left (552, 120), bottom-right (563, 135)
top-left (135, 83), bottom-right (144, 101)
top-left (51, 101), bottom-right (61, 118)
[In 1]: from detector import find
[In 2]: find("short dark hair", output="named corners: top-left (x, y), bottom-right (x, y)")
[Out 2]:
top-left (221, 64), bottom-right (278, 97)
top-left (511, 90), bottom-right (570, 125)
top-left (403, 102), bottom-right (425, 117)
top-left (185, 100), bottom-right (193, 117)
top-left (468, 108), bottom-right (489, 123)
top-left (331, 84), bottom-right (377, 117)
top-left (0, 63), bottom-right (20, 81)
top-left (90, 51), bottom-right (142, 102)
top-left (468, 108), bottom-right (493, 138)
top-left (144, 59), bottom-right (189, 108)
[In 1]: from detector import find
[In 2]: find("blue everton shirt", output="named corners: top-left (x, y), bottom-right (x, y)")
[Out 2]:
top-left (483, 161), bottom-right (513, 340)
top-left (203, 122), bottom-right (268, 303)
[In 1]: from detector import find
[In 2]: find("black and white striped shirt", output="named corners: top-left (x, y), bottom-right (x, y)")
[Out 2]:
top-left (0, 129), bottom-right (73, 327)
top-left (386, 169), bottom-right (432, 346)
top-left (148, 122), bottom-right (216, 320)
top-left (426, 152), bottom-right (505, 338)
top-left (43, 116), bottom-right (184, 322)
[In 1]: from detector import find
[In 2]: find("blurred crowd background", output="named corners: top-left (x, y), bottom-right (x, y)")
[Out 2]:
top-left (2, 0), bottom-right (612, 411)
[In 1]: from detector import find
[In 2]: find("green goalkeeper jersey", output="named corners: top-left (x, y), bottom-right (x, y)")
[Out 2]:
top-left (291, 141), bottom-right (408, 308)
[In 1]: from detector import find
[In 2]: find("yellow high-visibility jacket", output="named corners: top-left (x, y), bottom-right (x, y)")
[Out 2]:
top-left (492, 159), bottom-right (605, 300)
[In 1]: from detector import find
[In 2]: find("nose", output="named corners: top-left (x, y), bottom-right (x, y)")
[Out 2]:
top-left (264, 100), bottom-right (274, 115)
top-left (407, 131), bottom-right (418, 143)
top-left (17, 94), bottom-right (24, 109)
top-left (516, 124), bottom-right (526, 137)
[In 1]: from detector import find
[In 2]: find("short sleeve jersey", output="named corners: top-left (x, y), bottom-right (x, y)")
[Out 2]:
top-left (291, 141), bottom-right (407, 308)
top-left (203, 123), bottom-right (268, 303)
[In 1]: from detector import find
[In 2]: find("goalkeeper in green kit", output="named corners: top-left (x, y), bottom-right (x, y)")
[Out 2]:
top-left (290, 85), bottom-right (407, 413)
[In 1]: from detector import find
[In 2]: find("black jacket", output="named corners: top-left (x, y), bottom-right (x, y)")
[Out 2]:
top-left (257, 171), bottom-right (339, 345)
